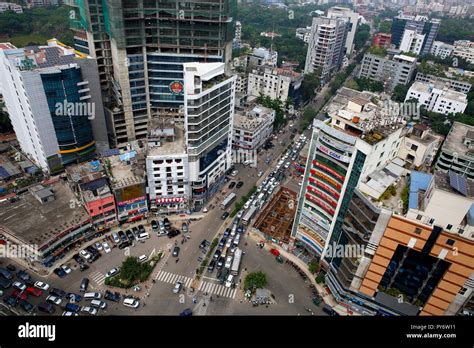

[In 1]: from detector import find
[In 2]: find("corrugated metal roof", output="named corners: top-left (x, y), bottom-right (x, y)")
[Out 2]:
top-left (409, 171), bottom-right (433, 210)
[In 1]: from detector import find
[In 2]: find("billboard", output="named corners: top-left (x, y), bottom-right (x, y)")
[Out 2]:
top-left (114, 183), bottom-right (146, 206)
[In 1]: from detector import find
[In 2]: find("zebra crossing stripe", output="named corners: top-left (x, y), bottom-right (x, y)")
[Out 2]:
top-left (230, 289), bottom-right (237, 299)
top-left (208, 283), bottom-right (216, 294)
top-left (198, 282), bottom-right (205, 291)
top-left (157, 271), bottom-right (167, 281)
top-left (217, 286), bottom-right (225, 296)
top-left (185, 278), bottom-right (192, 287)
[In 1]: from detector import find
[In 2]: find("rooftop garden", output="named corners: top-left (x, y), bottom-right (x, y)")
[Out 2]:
top-left (366, 45), bottom-right (387, 57)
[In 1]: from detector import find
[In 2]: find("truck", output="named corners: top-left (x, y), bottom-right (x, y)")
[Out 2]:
top-left (230, 248), bottom-right (242, 276)
top-left (242, 205), bottom-right (257, 225)
top-left (221, 192), bottom-right (236, 210)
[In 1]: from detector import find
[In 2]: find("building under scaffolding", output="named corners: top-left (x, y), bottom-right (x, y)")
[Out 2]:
top-left (253, 187), bottom-right (298, 244)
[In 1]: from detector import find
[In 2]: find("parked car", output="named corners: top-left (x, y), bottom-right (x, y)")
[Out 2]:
top-left (172, 246), bottom-right (180, 257)
top-left (46, 295), bottom-right (62, 306)
top-left (94, 242), bottom-right (103, 251)
top-left (73, 254), bottom-right (84, 264)
top-left (106, 268), bottom-right (120, 278)
top-left (50, 288), bottom-right (66, 298)
top-left (167, 229), bottom-right (181, 238)
top-left (3, 295), bottom-right (18, 307)
top-left (61, 265), bottom-right (72, 274)
top-left (118, 231), bottom-right (127, 242)
top-left (213, 250), bottom-right (221, 260)
top-left (104, 290), bottom-right (121, 303)
top-left (0, 278), bottom-right (13, 290)
top-left (236, 181), bottom-right (244, 189)
top-left (53, 268), bottom-right (66, 278)
top-left (151, 220), bottom-right (158, 230)
top-left (12, 281), bottom-right (26, 292)
top-left (207, 260), bottom-right (216, 273)
top-left (179, 308), bottom-right (192, 316)
top-left (79, 250), bottom-right (91, 260)
top-left (112, 233), bottom-right (120, 244)
top-left (26, 286), bottom-right (41, 297)
top-left (16, 271), bottom-right (31, 282)
top-left (125, 230), bottom-right (135, 241)
top-left (137, 255), bottom-right (148, 263)
top-left (66, 293), bottom-right (83, 302)
top-left (12, 289), bottom-right (28, 301)
top-left (19, 300), bottom-right (34, 313)
top-left (81, 306), bottom-right (98, 315)
top-left (80, 278), bottom-right (89, 292)
top-left (221, 211), bottom-right (230, 220)
top-left (217, 257), bottom-right (225, 269)
top-left (172, 281), bottom-right (183, 294)
top-left (64, 303), bottom-right (81, 313)
top-left (118, 240), bottom-right (131, 249)
top-left (38, 302), bottom-right (55, 314)
top-left (102, 242), bottom-right (111, 253)
top-left (218, 238), bottom-right (226, 249)
top-left (199, 239), bottom-right (210, 249)
top-left (90, 300), bottom-right (107, 309)
top-left (34, 281), bottom-right (49, 291)
top-left (228, 181), bottom-right (236, 189)
top-left (80, 264), bottom-right (90, 272)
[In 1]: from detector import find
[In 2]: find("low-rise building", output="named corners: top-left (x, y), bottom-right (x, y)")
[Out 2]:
top-left (0, 2), bottom-right (23, 13)
top-left (453, 40), bottom-right (474, 64)
top-left (108, 149), bottom-right (148, 224)
top-left (372, 33), bottom-right (392, 49)
top-left (430, 41), bottom-right (454, 60)
top-left (405, 81), bottom-right (468, 115)
top-left (296, 27), bottom-right (312, 43)
top-left (397, 123), bottom-right (443, 168)
top-left (414, 72), bottom-right (472, 94)
top-left (233, 104), bottom-right (275, 152)
top-left (436, 121), bottom-right (474, 181)
top-left (359, 50), bottom-right (417, 92)
top-left (248, 47), bottom-right (278, 68)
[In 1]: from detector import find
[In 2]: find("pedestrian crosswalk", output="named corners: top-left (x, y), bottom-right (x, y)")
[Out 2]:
top-left (198, 280), bottom-right (237, 299)
top-left (90, 271), bottom-right (106, 286)
top-left (155, 271), bottom-right (193, 288)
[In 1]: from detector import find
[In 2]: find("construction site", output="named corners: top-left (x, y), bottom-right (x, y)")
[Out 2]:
top-left (253, 187), bottom-right (298, 244)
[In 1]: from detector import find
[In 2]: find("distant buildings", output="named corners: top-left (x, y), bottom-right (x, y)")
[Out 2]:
top-left (247, 65), bottom-right (302, 105)
top-left (430, 41), bottom-right (454, 60)
top-left (0, 39), bottom-right (109, 174)
top-left (415, 72), bottom-right (472, 94)
top-left (233, 21), bottom-right (243, 49)
top-left (372, 33), bottom-right (392, 49)
top-left (405, 82), bottom-right (468, 115)
top-left (391, 15), bottom-right (440, 56)
top-left (0, 2), bottom-right (23, 13)
top-left (304, 16), bottom-right (348, 84)
top-left (397, 123), bottom-right (443, 168)
top-left (296, 27), bottom-right (312, 43)
top-left (260, 32), bottom-right (281, 39)
top-left (358, 50), bottom-right (417, 91)
top-left (436, 121), bottom-right (474, 181)
top-left (327, 6), bottom-right (360, 56)
top-left (232, 104), bottom-right (275, 152)
top-left (248, 47), bottom-right (278, 68)
top-left (453, 40), bottom-right (474, 64)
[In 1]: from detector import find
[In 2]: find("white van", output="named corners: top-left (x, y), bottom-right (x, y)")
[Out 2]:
top-left (84, 292), bottom-right (101, 300)
top-left (137, 232), bottom-right (150, 241)
top-left (137, 254), bottom-right (148, 263)
top-left (123, 298), bottom-right (140, 308)
top-left (90, 299), bottom-right (107, 309)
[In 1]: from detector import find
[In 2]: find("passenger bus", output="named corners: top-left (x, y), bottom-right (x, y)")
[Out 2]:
top-left (221, 192), bottom-right (236, 210)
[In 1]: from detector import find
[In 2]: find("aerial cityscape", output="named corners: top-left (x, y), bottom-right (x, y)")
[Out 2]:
top-left (0, 0), bottom-right (473, 331)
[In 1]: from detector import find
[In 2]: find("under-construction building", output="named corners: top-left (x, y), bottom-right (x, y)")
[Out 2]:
top-left (66, 0), bottom-right (233, 149)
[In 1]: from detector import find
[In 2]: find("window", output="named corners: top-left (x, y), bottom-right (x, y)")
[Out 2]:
top-left (446, 239), bottom-right (455, 246)
top-left (416, 215), bottom-right (422, 220)
top-left (446, 224), bottom-right (453, 230)
top-left (458, 287), bottom-right (467, 296)
top-left (379, 152), bottom-right (384, 158)
top-left (414, 227), bottom-right (422, 235)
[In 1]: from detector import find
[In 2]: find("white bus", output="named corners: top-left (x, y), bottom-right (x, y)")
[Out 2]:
top-left (221, 192), bottom-right (236, 210)
top-left (230, 248), bottom-right (243, 276)
top-left (242, 205), bottom-right (257, 225)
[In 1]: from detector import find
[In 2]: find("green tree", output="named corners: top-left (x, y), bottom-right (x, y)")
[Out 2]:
top-left (354, 24), bottom-right (370, 50)
top-left (392, 84), bottom-right (410, 102)
top-left (120, 257), bottom-right (143, 283)
top-left (300, 70), bottom-right (321, 102)
top-left (244, 271), bottom-right (267, 292)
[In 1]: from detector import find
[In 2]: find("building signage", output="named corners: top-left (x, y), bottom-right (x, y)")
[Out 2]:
top-left (117, 196), bottom-right (146, 207)
top-left (156, 197), bottom-right (186, 205)
top-left (313, 160), bottom-right (345, 182)
top-left (169, 81), bottom-right (184, 95)
top-left (317, 143), bottom-right (351, 163)
top-left (310, 170), bottom-right (342, 190)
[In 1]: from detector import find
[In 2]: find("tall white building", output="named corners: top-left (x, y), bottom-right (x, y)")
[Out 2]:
top-left (184, 62), bottom-right (236, 209)
top-left (406, 82), bottom-right (468, 115)
top-left (327, 6), bottom-right (360, 56)
top-left (233, 104), bottom-right (275, 151)
top-left (146, 62), bottom-right (236, 213)
top-left (247, 66), bottom-right (301, 104)
top-left (399, 28), bottom-right (425, 55)
top-left (304, 16), bottom-right (348, 84)
top-left (0, 40), bottom-right (108, 173)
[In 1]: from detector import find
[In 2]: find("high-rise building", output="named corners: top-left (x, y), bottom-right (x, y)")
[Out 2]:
top-left (391, 15), bottom-right (440, 56)
top-left (0, 40), bottom-right (109, 173)
top-left (146, 62), bottom-right (236, 213)
top-left (358, 50), bottom-right (417, 92)
top-left (453, 40), bottom-right (474, 64)
top-left (327, 6), bottom-right (360, 56)
top-left (65, 0), bottom-right (233, 149)
top-left (304, 16), bottom-right (348, 84)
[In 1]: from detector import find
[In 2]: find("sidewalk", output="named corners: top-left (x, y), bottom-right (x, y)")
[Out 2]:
top-left (247, 231), bottom-right (358, 316)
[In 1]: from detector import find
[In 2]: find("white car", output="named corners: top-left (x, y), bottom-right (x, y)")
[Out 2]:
top-left (225, 274), bottom-right (234, 288)
top-left (243, 201), bottom-right (251, 210)
top-left (62, 311), bottom-right (78, 316)
top-left (79, 250), bottom-right (91, 260)
top-left (224, 256), bottom-right (233, 269)
top-left (94, 242), bottom-right (103, 251)
top-left (34, 281), bottom-right (50, 291)
top-left (225, 238), bottom-right (232, 248)
top-left (173, 281), bottom-right (183, 294)
top-left (112, 233), bottom-right (120, 244)
top-left (102, 242), bottom-right (111, 253)
top-left (231, 170), bottom-right (238, 177)
top-left (46, 295), bottom-right (62, 306)
top-left (81, 306), bottom-right (98, 315)
top-left (236, 210), bottom-right (244, 219)
top-left (137, 255), bottom-right (148, 263)
top-left (61, 265), bottom-right (72, 274)
top-left (13, 281), bottom-right (26, 292)
top-left (202, 207), bottom-right (208, 213)
top-left (257, 171), bottom-right (263, 177)
top-left (106, 268), bottom-right (120, 278)
top-left (284, 162), bottom-right (290, 169)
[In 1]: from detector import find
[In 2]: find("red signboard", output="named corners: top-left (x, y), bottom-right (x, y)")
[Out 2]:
top-left (169, 81), bottom-right (184, 95)
top-left (313, 160), bottom-right (345, 182)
